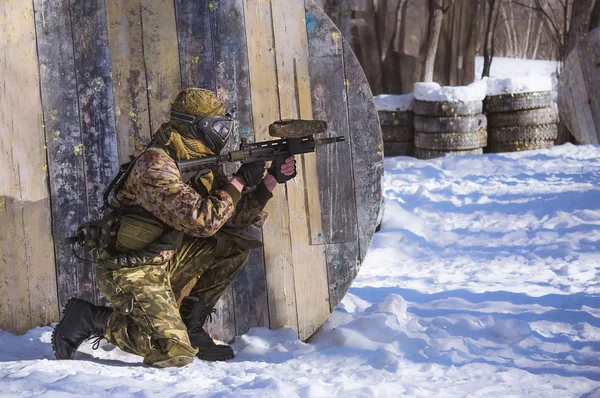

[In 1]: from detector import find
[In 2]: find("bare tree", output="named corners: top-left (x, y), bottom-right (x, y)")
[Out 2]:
top-left (422, 0), bottom-right (456, 81)
top-left (482, 0), bottom-right (501, 77)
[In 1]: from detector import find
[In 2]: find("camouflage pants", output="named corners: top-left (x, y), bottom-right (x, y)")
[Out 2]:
top-left (96, 233), bottom-right (251, 361)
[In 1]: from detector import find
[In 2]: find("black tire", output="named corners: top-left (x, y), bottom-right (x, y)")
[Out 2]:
top-left (484, 91), bottom-right (554, 113)
top-left (488, 124), bottom-right (558, 144)
top-left (378, 111), bottom-right (414, 127)
top-left (384, 142), bottom-right (414, 157)
top-left (488, 140), bottom-right (554, 153)
top-left (487, 106), bottom-right (559, 128)
top-left (413, 99), bottom-right (483, 117)
top-left (414, 147), bottom-right (483, 160)
top-left (382, 126), bottom-right (414, 142)
top-left (414, 114), bottom-right (487, 133)
top-left (414, 129), bottom-right (487, 151)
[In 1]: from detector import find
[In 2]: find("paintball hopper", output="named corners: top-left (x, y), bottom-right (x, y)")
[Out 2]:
top-left (269, 119), bottom-right (328, 138)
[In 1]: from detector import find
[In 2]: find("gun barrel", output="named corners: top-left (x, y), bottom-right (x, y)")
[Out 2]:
top-left (314, 136), bottom-right (345, 146)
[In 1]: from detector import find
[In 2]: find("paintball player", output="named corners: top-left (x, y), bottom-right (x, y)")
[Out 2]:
top-left (51, 88), bottom-right (296, 368)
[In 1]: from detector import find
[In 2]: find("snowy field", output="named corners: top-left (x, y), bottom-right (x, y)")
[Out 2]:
top-left (1, 144), bottom-right (599, 397)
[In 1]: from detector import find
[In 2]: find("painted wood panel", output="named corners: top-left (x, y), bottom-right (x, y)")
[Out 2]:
top-left (34, 0), bottom-right (90, 309)
top-left (70, 0), bottom-right (119, 305)
top-left (208, 0), bottom-right (270, 338)
top-left (140, 0), bottom-right (181, 133)
top-left (106, 0), bottom-right (151, 163)
top-left (244, 0), bottom-right (299, 334)
top-left (0, 0), bottom-right (58, 333)
top-left (342, 39), bottom-right (383, 264)
top-left (271, 0), bottom-right (330, 340)
top-left (558, 28), bottom-right (600, 145)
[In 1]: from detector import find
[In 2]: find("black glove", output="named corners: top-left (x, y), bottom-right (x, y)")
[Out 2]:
top-left (233, 161), bottom-right (266, 187)
top-left (268, 156), bottom-right (296, 183)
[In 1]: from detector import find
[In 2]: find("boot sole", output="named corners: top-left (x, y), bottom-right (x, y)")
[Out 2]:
top-left (51, 298), bottom-right (79, 360)
top-left (195, 351), bottom-right (235, 362)
top-left (151, 355), bottom-right (194, 368)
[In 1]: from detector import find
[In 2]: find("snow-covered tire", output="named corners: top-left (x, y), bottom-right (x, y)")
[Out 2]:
top-left (484, 91), bottom-right (554, 113)
top-left (414, 129), bottom-right (487, 150)
top-left (488, 140), bottom-right (554, 153)
top-left (414, 114), bottom-right (487, 133)
top-left (488, 124), bottom-right (558, 144)
top-left (487, 106), bottom-right (559, 128)
top-left (414, 147), bottom-right (483, 160)
top-left (413, 99), bottom-right (483, 117)
top-left (382, 126), bottom-right (414, 142)
top-left (378, 110), bottom-right (413, 127)
top-left (384, 142), bottom-right (414, 157)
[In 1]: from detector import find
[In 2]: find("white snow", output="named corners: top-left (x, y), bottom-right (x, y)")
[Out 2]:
top-left (475, 56), bottom-right (560, 95)
top-left (486, 76), bottom-right (554, 96)
top-left (414, 80), bottom-right (488, 102)
top-left (1, 144), bottom-right (600, 397)
top-left (374, 93), bottom-right (414, 112)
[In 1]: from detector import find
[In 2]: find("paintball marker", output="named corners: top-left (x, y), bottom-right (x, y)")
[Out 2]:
top-left (177, 119), bottom-right (345, 182)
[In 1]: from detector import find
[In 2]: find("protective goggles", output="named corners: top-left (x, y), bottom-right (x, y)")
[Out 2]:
top-left (171, 110), bottom-right (234, 152)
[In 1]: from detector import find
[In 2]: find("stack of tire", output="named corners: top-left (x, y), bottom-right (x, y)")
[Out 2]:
top-left (413, 100), bottom-right (488, 159)
top-left (379, 110), bottom-right (414, 157)
top-left (484, 91), bottom-right (558, 152)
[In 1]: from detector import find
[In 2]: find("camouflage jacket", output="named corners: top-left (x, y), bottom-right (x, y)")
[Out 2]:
top-left (115, 147), bottom-right (272, 238)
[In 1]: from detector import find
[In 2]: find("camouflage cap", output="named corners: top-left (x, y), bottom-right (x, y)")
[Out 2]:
top-left (171, 88), bottom-right (225, 117)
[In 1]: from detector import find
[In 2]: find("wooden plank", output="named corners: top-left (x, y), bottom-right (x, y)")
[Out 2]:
top-left (272, 0), bottom-right (329, 340)
top-left (204, 285), bottom-right (236, 344)
top-left (232, 225), bottom-right (269, 336)
top-left (577, 30), bottom-right (600, 142)
top-left (326, 242), bottom-right (359, 310)
top-left (70, 0), bottom-right (120, 303)
top-left (175, 0), bottom-right (216, 90)
top-left (244, 0), bottom-right (298, 333)
top-left (342, 39), bottom-right (383, 263)
top-left (306, 2), bottom-right (358, 245)
top-left (0, 2), bottom-right (26, 332)
top-left (559, 41), bottom-right (598, 145)
top-left (140, 0), bottom-right (181, 133)
top-left (106, 0), bottom-right (151, 163)
top-left (306, 2), bottom-right (362, 314)
top-left (0, 0), bottom-right (58, 333)
top-left (33, 0), bottom-right (89, 311)
top-left (207, 0), bottom-right (269, 337)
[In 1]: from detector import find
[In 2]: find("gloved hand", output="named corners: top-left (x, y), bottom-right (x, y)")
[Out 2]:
top-left (268, 155), bottom-right (297, 183)
top-left (233, 161), bottom-right (266, 187)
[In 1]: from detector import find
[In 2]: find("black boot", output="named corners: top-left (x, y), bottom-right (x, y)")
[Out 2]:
top-left (52, 298), bottom-right (114, 360)
top-left (180, 297), bottom-right (234, 361)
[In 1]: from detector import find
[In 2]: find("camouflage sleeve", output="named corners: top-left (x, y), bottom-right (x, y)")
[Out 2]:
top-left (125, 149), bottom-right (242, 237)
top-left (225, 182), bottom-right (273, 229)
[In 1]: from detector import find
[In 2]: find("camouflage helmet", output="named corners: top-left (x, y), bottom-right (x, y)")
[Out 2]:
top-left (171, 88), bottom-right (226, 117)
top-left (170, 88), bottom-right (233, 153)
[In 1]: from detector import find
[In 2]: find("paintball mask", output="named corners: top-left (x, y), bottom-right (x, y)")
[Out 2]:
top-left (171, 110), bottom-right (234, 153)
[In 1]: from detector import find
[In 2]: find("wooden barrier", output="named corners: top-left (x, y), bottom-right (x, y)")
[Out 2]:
top-left (558, 28), bottom-right (600, 145)
top-left (0, 0), bottom-right (382, 341)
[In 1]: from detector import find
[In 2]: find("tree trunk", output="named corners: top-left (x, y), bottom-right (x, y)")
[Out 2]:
top-left (422, 0), bottom-right (448, 82)
top-left (482, 0), bottom-right (500, 78)
top-left (591, 0), bottom-right (600, 31)
top-left (565, 0), bottom-right (594, 58)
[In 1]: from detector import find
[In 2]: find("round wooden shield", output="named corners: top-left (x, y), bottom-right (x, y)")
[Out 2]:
top-left (558, 27), bottom-right (600, 144)
top-left (30, 0), bottom-right (382, 341)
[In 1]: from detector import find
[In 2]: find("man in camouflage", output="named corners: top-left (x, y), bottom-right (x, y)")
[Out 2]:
top-left (52, 88), bottom-right (296, 368)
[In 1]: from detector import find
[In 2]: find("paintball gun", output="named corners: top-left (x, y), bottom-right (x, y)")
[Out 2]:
top-left (176, 119), bottom-right (345, 183)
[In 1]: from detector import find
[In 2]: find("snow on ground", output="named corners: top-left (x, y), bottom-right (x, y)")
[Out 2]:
top-left (1, 144), bottom-right (599, 397)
